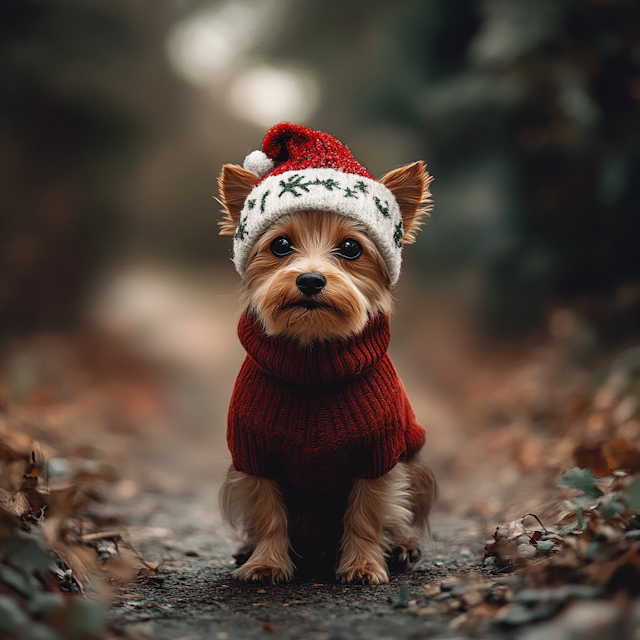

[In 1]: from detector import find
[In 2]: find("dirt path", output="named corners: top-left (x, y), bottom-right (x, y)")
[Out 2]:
top-left (108, 483), bottom-right (493, 640)
top-left (93, 267), bottom-right (523, 639)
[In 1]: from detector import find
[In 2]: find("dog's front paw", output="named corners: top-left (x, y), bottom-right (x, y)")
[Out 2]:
top-left (232, 558), bottom-right (294, 584)
top-left (391, 537), bottom-right (422, 567)
top-left (337, 561), bottom-right (388, 584)
top-left (232, 544), bottom-right (254, 566)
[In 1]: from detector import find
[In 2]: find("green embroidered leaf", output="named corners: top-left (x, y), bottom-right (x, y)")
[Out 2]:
top-left (278, 175), bottom-right (343, 196)
top-left (343, 186), bottom-right (358, 199)
top-left (278, 175), bottom-right (314, 197)
top-left (234, 217), bottom-right (248, 240)
top-left (394, 221), bottom-right (403, 248)
top-left (355, 180), bottom-right (368, 194)
top-left (373, 196), bottom-right (390, 217)
top-left (317, 178), bottom-right (341, 191)
top-left (556, 467), bottom-right (603, 499)
top-left (260, 190), bottom-right (270, 213)
top-left (247, 199), bottom-right (256, 210)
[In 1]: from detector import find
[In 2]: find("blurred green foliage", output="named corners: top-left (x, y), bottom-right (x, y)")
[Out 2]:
top-left (269, 0), bottom-right (640, 342)
top-left (0, 510), bottom-right (105, 640)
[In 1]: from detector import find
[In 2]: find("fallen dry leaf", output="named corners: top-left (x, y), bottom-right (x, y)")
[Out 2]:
top-left (602, 439), bottom-right (640, 474)
top-left (574, 443), bottom-right (612, 478)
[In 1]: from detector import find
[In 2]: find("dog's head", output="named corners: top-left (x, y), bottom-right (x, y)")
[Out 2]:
top-left (218, 125), bottom-right (431, 345)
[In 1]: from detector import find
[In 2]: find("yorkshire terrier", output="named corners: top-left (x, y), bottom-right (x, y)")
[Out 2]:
top-left (217, 123), bottom-right (436, 584)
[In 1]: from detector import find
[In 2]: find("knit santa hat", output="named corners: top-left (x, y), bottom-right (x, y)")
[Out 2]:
top-left (233, 123), bottom-right (405, 285)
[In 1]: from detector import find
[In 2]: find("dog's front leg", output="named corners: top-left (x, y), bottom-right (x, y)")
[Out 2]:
top-left (336, 479), bottom-right (387, 583)
top-left (220, 469), bottom-right (294, 583)
top-left (336, 465), bottom-right (413, 584)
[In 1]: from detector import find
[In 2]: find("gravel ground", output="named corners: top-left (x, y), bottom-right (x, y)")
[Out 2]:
top-left (108, 483), bottom-right (500, 640)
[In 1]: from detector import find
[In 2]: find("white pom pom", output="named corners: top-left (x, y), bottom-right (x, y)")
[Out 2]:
top-left (243, 150), bottom-right (275, 178)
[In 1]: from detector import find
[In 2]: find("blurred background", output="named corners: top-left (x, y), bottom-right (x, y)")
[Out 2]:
top-left (2, 0), bottom-right (639, 341)
top-left (1, 0), bottom-right (640, 498)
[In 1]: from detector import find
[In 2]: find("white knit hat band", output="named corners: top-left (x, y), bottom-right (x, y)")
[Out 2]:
top-left (232, 168), bottom-right (403, 285)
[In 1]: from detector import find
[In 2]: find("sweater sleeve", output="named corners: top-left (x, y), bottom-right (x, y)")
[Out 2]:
top-left (357, 428), bottom-right (406, 479)
top-left (356, 381), bottom-right (425, 479)
top-left (226, 357), bottom-right (276, 479)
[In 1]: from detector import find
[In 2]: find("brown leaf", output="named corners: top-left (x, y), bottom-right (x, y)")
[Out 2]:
top-left (80, 530), bottom-right (122, 544)
top-left (470, 603), bottom-right (502, 619)
top-left (574, 443), bottom-right (612, 478)
top-left (422, 583), bottom-right (441, 596)
top-left (606, 548), bottom-right (640, 596)
top-left (486, 514), bottom-right (546, 560)
top-left (493, 518), bottom-right (528, 544)
top-left (45, 485), bottom-right (79, 521)
top-left (0, 443), bottom-right (29, 464)
top-left (602, 438), bottom-right (640, 474)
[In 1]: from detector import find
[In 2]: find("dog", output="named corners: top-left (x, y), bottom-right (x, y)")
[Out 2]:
top-left (217, 123), bottom-right (436, 584)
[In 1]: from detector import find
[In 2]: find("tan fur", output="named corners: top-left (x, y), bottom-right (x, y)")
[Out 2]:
top-left (380, 161), bottom-right (433, 245)
top-left (336, 463), bottom-right (412, 584)
top-left (241, 211), bottom-right (393, 346)
top-left (407, 455), bottom-right (437, 530)
top-left (220, 467), bottom-right (294, 583)
top-left (221, 458), bottom-right (435, 584)
top-left (217, 164), bottom-right (259, 236)
top-left (386, 457), bottom-right (437, 565)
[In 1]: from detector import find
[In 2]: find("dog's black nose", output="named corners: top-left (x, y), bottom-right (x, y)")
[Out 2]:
top-left (296, 273), bottom-right (326, 297)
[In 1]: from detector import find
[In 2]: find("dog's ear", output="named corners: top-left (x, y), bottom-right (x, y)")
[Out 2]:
top-left (380, 161), bottom-right (432, 245)
top-left (217, 164), bottom-right (259, 236)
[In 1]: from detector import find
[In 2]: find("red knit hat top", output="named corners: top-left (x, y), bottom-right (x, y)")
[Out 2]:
top-left (258, 123), bottom-right (373, 180)
top-left (233, 123), bottom-right (406, 285)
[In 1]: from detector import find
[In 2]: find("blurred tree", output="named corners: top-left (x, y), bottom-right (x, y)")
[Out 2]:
top-left (0, 0), bottom-right (137, 332)
top-left (267, 0), bottom-right (640, 345)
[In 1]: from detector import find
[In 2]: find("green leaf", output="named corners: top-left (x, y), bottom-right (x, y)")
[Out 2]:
top-left (27, 592), bottom-right (64, 616)
top-left (8, 541), bottom-right (51, 575)
top-left (576, 506), bottom-right (583, 529)
top-left (622, 477), bottom-right (640, 511)
top-left (535, 540), bottom-right (554, 554)
top-left (495, 601), bottom-right (563, 626)
top-left (599, 495), bottom-right (625, 521)
top-left (559, 522), bottom-right (580, 535)
top-left (557, 467), bottom-right (603, 499)
top-left (61, 600), bottom-right (106, 635)
top-left (388, 581), bottom-right (411, 607)
top-left (0, 565), bottom-right (36, 598)
top-left (0, 595), bottom-right (29, 632)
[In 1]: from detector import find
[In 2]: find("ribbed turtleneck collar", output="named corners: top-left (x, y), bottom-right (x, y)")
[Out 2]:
top-left (237, 313), bottom-right (391, 385)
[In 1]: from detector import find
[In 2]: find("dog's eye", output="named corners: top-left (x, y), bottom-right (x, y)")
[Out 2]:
top-left (270, 236), bottom-right (293, 257)
top-left (337, 238), bottom-right (362, 260)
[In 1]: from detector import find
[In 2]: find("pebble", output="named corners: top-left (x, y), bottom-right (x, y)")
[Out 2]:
top-left (517, 543), bottom-right (537, 559)
top-left (46, 458), bottom-right (71, 477)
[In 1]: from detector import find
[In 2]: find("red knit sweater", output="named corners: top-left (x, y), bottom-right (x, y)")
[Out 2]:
top-left (227, 314), bottom-right (425, 498)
